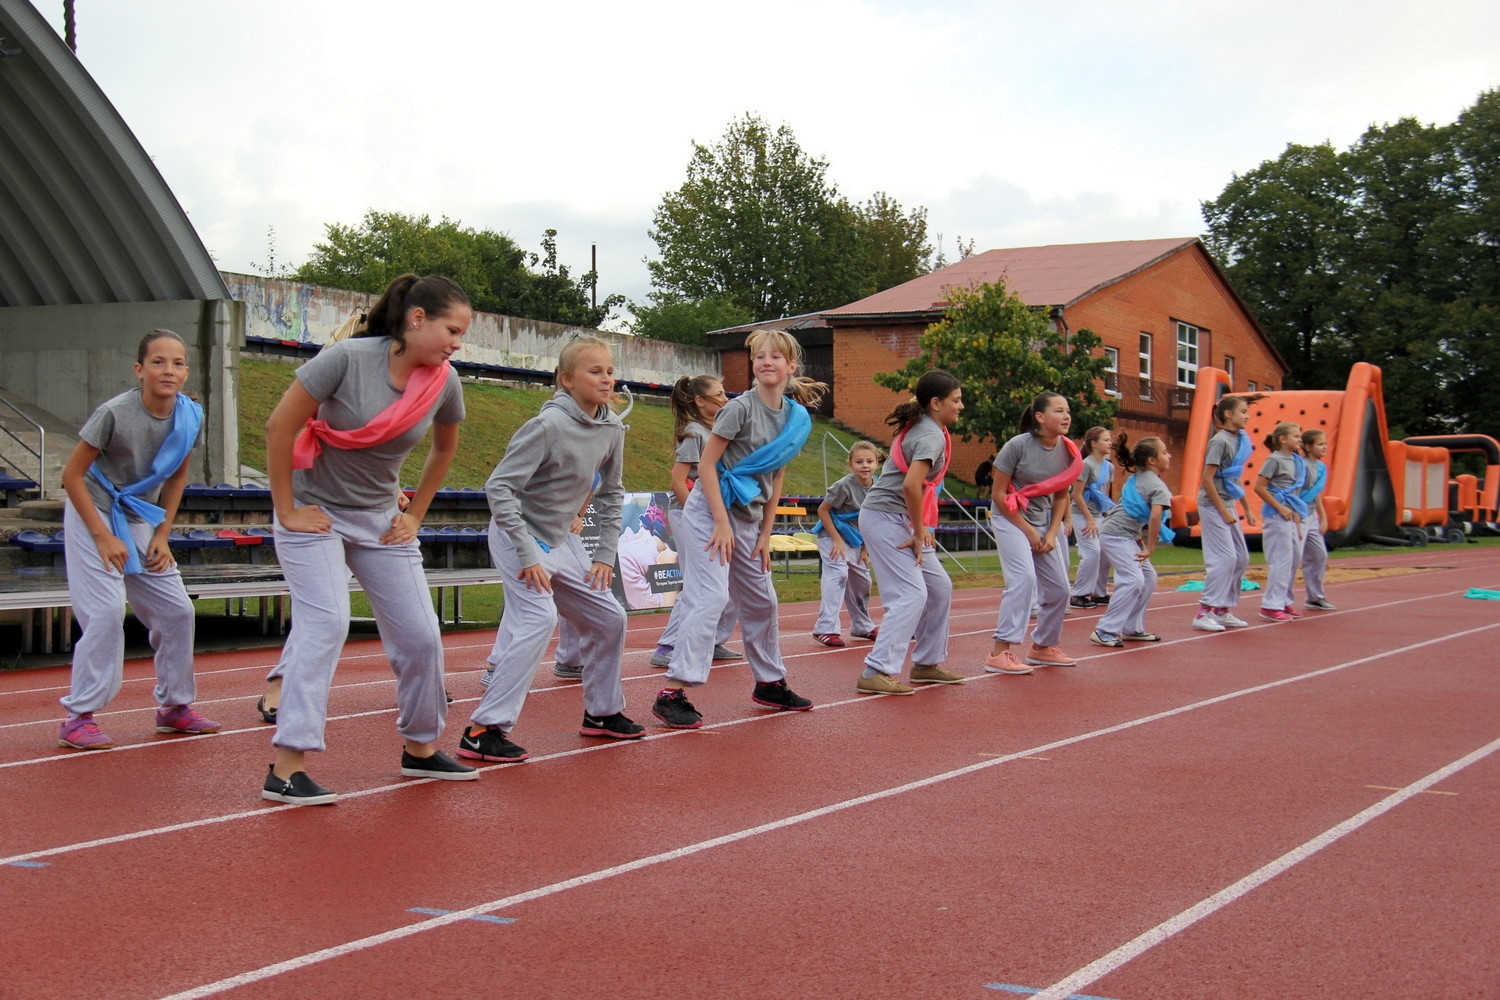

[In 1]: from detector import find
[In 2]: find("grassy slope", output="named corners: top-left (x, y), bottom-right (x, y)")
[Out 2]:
top-left (237, 357), bottom-right (976, 497)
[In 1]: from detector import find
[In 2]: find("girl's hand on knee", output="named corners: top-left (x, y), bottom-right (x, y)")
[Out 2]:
top-left (280, 505), bottom-right (332, 534)
top-left (381, 512), bottom-right (419, 545)
top-left (142, 535), bottom-right (175, 573)
top-left (829, 540), bottom-right (847, 562)
top-left (91, 532), bottom-right (130, 574)
top-left (586, 561), bottom-right (613, 590)
top-left (518, 564), bottom-right (552, 593)
top-left (707, 522), bottom-right (734, 565)
top-left (752, 540), bottom-right (772, 573)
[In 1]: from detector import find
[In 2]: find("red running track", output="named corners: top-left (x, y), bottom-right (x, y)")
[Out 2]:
top-left (2, 548), bottom-right (1498, 999)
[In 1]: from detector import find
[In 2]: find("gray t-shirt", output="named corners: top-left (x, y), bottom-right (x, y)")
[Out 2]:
top-left (671, 421), bottom-right (712, 510)
top-left (1258, 451), bottom-right (1302, 520)
top-left (993, 431), bottom-right (1075, 528)
top-left (822, 473), bottom-right (870, 516)
top-left (1199, 429), bottom-right (1243, 506)
top-left (1100, 470), bottom-right (1172, 539)
top-left (291, 336), bottom-right (465, 511)
top-left (1080, 454), bottom-right (1114, 514)
top-left (78, 389), bottom-right (203, 517)
top-left (711, 391), bottom-right (797, 522)
top-left (864, 415), bottom-right (947, 515)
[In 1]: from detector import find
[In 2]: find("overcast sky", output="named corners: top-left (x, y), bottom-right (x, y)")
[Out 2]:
top-left (36, 0), bottom-right (1500, 328)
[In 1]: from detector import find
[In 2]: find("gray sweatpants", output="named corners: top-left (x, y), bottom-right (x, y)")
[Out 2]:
top-left (1199, 504), bottom-right (1250, 609)
top-left (858, 509), bottom-right (950, 676)
top-left (60, 500), bottom-right (197, 716)
top-left (473, 528), bottom-right (627, 731)
top-left (1260, 516), bottom-right (1301, 611)
top-left (664, 489), bottom-right (785, 687)
top-left (813, 533), bottom-right (874, 636)
top-left (1096, 535), bottom-right (1157, 637)
top-left (1300, 512), bottom-right (1328, 601)
top-left (657, 506), bottom-right (738, 650)
top-left (272, 507), bottom-right (447, 754)
top-left (1070, 510), bottom-right (1111, 598)
top-left (991, 514), bottom-right (1070, 647)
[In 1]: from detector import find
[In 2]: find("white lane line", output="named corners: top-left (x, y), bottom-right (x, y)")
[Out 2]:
top-left (146, 620), bottom-right (1500, 1000)
top-left (1027, 734), bottom-right (1500, 1000)
top-left (0, 587), bottom-right (1464, 763)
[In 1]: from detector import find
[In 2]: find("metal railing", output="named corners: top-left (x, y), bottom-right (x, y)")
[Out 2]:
top-left (0, 396), bottom-right (44, 497)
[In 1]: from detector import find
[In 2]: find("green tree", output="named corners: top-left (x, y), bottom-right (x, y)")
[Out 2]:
top-left (1203, 90), bottom-right (1500, 436)
top-left (644, 114), bottom-right (932, 326)
top-left (627, 294), bottom-right (754, 348)
top-left (296, 211), bottom-right (620, 327)
top-left (874, 280), bottom-right (1116, 449)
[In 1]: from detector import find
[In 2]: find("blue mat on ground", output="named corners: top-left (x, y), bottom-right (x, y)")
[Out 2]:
top-left (1462, 587), bottom-right (1500, 601)
top-left (1176, 578), bottom-right (1260, 592)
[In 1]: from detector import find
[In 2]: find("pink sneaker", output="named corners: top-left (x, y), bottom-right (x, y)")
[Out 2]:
top-left (155, 705), bottom-right (223, 734)
top-left (1025, 644), bottom-right (1078, 667)
top-left (813, 633), bottom-right (846, 648)
top-left (983, 651), bottom-right (1033, 675)
top-left (1283, 605), bottom-right (1303, 619)
top-left (1258, 609), bottom-right (1294, 623)
top-left (58, 714), bottom-right (115, 750)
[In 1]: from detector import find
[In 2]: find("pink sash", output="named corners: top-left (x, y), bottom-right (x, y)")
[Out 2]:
top-left (890, 422), bottom-right (952, 528)
top-left (1001, 435), bottom-right (1083, 513)
top-left (292, 361), bottom-right (451, 470)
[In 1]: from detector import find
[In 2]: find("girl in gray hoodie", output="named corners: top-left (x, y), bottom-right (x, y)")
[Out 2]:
top-left (459, 337), bottom-right (644, 764)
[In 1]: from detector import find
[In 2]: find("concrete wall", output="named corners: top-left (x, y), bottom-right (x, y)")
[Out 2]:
top-left (0, 299), bottom-right (243, 490)
top-left (222, 273), bottom-right (718, 385)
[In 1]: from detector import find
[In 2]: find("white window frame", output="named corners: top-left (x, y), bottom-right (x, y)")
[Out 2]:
top-left (1176, 321), bottom-right (1200, 388)
top-left (1138, 333), bottom-right (1153, 399)
top-left (1248, 380), bottom-right (1257, 392)
top-left (1223, 355), bottom-right (1235, 388)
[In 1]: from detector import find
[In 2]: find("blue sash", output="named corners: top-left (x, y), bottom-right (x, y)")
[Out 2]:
top-left (1120, 474), bottom-right (1174, 544)
top-left (718, 400), bottom-right (811, 510)
top-left (87, 394), bottom-right (202, 575)
top-left (1214, 431), bottom-right (1252, 500)
top-left (1082, 459), bottom-right (1115, 512)
top-left (1266, 453), bottom-right (1310, 519)
top-left (1298, 459), bottom-right (1326, 504)
top-left (812, 510), bottom-right (863, 547)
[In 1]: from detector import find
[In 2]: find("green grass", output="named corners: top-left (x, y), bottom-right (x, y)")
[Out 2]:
top-left (237, 357), bottom-right (957, 497)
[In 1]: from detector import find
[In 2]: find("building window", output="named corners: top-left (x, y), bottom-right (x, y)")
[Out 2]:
top-left (1176, 321), bottom-right (1199, 387)
top-left (1248, 381), bottom-right (1257, 392)
top-left (1102, 347), bottom-right (1120, 396)
top-left (1138, 333), bottom-right (1153, 399)
top-left (1223, 355), bottom-right (1235, 388)
top-left (1264, 385), bottom-right (1275, 392)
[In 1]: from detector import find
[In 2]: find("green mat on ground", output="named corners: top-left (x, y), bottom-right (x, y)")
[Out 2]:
top-left (1176, 578), bottom-right (1260, 592)
top-left (1462, 587), bottom-right (1500, 600)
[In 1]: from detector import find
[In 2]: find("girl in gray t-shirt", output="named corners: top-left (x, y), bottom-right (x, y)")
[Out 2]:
top-left (812, 440), bottom-right (880, 645)
top-left (1091, 434), bottom-right (1173, 646)
top-left (986, 392), bottom-right (1083, 674)
top-left (856, 370), bottom-right (966, 692)
top-left (1254, 421), bottom-right (1307, 622)
top-left (57, 329), bottom-right (218, 751)
top-left (261, 274), bottom-right (474, 805)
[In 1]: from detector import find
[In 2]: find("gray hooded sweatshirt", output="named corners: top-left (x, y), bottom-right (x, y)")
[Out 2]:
top-left (485, 390), bottom-right (625, 569)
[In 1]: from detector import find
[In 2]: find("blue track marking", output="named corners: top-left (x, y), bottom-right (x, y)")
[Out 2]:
top-left (985, 985), bottom-right (1118, 1000)
top-left (408, 907), bottom-right (515, 924)
top-left (6, 860), bottom-right (49, 868)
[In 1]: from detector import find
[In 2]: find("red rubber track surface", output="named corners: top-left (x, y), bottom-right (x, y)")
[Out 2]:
top-left (2, 549), bottom-right (1497, 1000)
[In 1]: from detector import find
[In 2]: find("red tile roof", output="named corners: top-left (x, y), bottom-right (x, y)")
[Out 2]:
top-left (824, 237), bottom-right (1199, 317)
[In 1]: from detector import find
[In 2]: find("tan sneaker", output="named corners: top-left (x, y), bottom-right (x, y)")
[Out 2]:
top-left (909, 664), bottom-right (965, 684)
top-left (983, 651), bottom-right (1033, 675)
top-left (1026, 644), bottom-right (1077, 667)
top-left (856, 673), bottom-right (915, 695)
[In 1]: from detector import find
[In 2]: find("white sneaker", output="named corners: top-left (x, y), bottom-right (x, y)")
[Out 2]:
top-left (1216, 610), bottom-right (1250, 628)
top-left (1192, 611), bottom-right (1226, 633)
top-left (479, 667), bottom-right (495, 688)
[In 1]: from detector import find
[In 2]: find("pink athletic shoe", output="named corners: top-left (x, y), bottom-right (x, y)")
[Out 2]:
top-left (58, 714), bottom-right (115, 750)
top-left (1025, 645), bottom-right (1078, 667)
top-left (155, 705), bottom-right (223, 734)
top-left (1283, 605), bottom-right (1303, 619)
top-left (1258, 609), bottom-right (1294, 623)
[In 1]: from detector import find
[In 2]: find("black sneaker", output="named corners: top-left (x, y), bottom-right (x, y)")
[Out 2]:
top-left (1093, 594), bottom-right (1111, 606)
top-left (553, 662), bottom-right (584, 681)
top-left (652, 689), bottom-right (703, 729)
top-left (400, 749), bottom-right (478, 780)
top-left (751, 680), bottom-right (813, 711)
top-left (455, 726), bottom-right (529, 762)
top-left (580, 712), bottom-right (646, 740)
top-left (1068, 595), bottom-right (1096, 609)
top-left (261, 765), bottom-right (338, 806)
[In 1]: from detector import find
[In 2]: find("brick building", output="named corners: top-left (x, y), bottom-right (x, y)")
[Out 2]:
top-left (709, 237), bottom-right (1287, 491)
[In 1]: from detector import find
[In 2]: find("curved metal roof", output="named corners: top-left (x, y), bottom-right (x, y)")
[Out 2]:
top-left (0, 0), bottom-right (226, 307)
